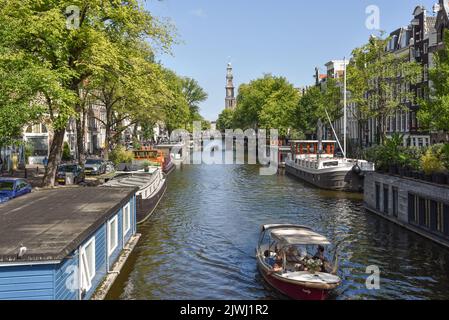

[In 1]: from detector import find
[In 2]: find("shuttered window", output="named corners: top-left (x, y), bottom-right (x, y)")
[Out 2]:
top-left (408, 193), bottom-right (416, 223)
top-left (80, 237), bottom-right (96, 293)
top-left (445, 205), bottom-right (449, 237)
top-left (436, 202), bottom-right (444, 234)
top-left (392, 187), bottom-right (398, 218)
top-left (376, 183), bottom-right (381, 211)
top-left (383, 185), bottom-right (389, 214)
top-left (108, 216), bottom-right (118, 256)
top-left (123, 203), bottom-right (131, 235)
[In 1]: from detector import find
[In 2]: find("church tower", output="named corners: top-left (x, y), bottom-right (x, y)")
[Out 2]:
top-left (225, 63), bottom-right (237, 110)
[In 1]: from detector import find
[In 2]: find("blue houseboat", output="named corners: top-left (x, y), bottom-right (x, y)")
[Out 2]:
top-left (0, 187), bottom-right (140, 300)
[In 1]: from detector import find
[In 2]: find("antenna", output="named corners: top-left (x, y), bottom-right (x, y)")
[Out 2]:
top-left (343, 57), bottom-right (347, 159)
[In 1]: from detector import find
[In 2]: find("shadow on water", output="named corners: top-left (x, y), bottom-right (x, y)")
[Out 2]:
top-left (106, 163), bottom-right (449, 300)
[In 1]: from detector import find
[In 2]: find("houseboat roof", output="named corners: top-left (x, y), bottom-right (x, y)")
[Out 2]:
top-left (290, 140), bottom-right (337, 143)
top-left (104, 171), bottom-right (159, 190)
top-left (0, 187), bottom-right (137, 264)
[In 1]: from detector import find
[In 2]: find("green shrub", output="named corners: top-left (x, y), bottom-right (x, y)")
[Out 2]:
top-left (420, 149), bottom-right (446, 175)
top-left (24, 142), bottom-right (34, 164)
top-left (110, 145), bottom-right (134, 165)
top-left (62, 142), bottom-right (71, 161)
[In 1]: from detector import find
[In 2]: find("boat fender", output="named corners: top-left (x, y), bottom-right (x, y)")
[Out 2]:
top-left (352, 164), bottom-right (362, 175)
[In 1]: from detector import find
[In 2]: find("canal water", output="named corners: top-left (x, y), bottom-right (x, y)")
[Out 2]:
top-left (107, 163), bottom-right (449, 300)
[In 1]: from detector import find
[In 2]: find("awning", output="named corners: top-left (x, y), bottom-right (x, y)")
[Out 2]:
top-left (271, 228), bottom-right (330, 245)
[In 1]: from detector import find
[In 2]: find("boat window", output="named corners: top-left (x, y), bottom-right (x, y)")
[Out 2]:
top-left (323, 161), bottom-right (339, 167)
top-left (80, 237), bottom-right (96, 293)
top-left (123, 203), bottom-right (131, 235)
top-left (108, 216), bottom-right (118, 256)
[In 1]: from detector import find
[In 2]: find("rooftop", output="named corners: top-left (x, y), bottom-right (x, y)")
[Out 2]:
top-left (0, 187), bottom-right (137, 263)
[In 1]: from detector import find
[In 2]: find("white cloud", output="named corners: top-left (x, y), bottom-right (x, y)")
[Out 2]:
top-left (189, 8), bottom-right (207, 18)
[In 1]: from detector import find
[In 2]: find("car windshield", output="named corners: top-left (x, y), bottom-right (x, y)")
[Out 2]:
top-left (0, 181), bottom-right (14, 191)
top-left (86, 160), bottom-right (102, 165)
top-left (58, 165), bottom-right (77, 172)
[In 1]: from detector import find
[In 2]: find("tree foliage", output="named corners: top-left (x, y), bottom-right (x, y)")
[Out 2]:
top-left (216, 109), bottom-right (235, 131)
top-left (233, 75), bottom-right (300, 136)
top-left (348, 35), bottom-right (421, 144)
top-left (295, 78), bottom-right (342, 136)
top-left (0, 0), bottom-right (176, 185)
top-left (418, 30), bottom-right (449, 132)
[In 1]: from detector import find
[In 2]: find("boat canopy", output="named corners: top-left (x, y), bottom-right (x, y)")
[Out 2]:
top-left (271, 228), bottom-right (331, 246)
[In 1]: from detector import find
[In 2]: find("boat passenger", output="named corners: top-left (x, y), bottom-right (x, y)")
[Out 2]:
top-left (264, 250), bottom-right (276, 267)
top-left (267, 253), bottom-right (283, 275)
top-left (286, 246), bottom-right (302, 263)
top-left (313, 245), bottom-right (329, 272)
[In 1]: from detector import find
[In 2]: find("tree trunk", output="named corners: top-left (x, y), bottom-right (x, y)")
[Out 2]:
top-left (42, 128), bottom-right (65, 187)
top-left (133, 121), bottom-right (139, 142)
top-left (104, 124), bottom-right (111, 161)
top-left (76, 114), bottom-right (85, 165)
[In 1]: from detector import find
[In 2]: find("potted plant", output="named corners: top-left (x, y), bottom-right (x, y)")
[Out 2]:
top-left (304, 258), bottom-right (323, 274)
top-left (142, 160), bottom-right (151, 172)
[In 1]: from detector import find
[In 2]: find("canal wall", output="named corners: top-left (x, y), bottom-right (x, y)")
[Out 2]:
top-left (364, 172), bottom-right (449, 248)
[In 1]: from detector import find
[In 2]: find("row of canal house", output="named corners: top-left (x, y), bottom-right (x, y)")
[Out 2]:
top-left (0, 187), bottom-right (140, 300)
top-left (364, 172), bottom-right (449, 248)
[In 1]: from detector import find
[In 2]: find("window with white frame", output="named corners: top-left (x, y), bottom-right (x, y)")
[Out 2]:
top-left (80, 237), bottom-right (96, 293)
top-left (108, 216), bottom-right (118, 255)
top-left (123, 203), bottom-right (131, 235)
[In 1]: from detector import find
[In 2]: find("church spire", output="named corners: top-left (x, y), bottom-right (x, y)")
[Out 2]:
top-left (225, 63), bottom-right (237, 110)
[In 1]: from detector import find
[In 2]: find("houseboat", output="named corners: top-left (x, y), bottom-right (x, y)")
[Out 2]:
top-left (257, 224), bottom-right (340, 300)
top-left (104, 167), bottom-right (167, 225)
top-left (0, 187), bottom-right (140, 300)
top-left (155, 143), bottom-right (187, 167)
top-left (133, 146), bottom-right (175, 175)
top-left (285, 140), bottom-right (374, 192)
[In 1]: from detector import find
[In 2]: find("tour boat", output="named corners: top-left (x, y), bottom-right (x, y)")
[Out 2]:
top-left (285, 140), bottom-right (374, 192)
top-left (103, 167), bottom-right (167, 224)
top-left (256, 224), bottom-right (341, 300)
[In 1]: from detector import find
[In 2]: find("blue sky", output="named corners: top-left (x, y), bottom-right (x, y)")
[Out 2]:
top-left (145, 0), bottom-right (437, 121)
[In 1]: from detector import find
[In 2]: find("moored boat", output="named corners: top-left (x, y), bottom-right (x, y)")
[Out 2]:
top-left (103, 167), bottom-right (166, 224)
top-left (132, 146), bottom-right (175, 175)
top-left (256, 224), bottom-right (341, 300)
top-left (285, 140), bottom-right (374, 192)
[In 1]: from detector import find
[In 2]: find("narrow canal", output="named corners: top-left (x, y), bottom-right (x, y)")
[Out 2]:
top-left (107, 163), bottom-right (449, 300)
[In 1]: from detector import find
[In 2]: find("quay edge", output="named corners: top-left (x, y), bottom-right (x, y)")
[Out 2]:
top-left (364, 172), bottom-right (449, 248)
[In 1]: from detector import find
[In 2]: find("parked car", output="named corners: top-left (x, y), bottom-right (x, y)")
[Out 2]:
top-left (0, 178), bottom-right (32, 204)
top-left (57, 164), bottom-right (85, 185)
top-left (105, 161), bottom-right (115, 173)
top-left (84, 159), bottom-right (106, 175)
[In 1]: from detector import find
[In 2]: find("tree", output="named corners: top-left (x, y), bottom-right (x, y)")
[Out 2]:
top-left (418, 30), bottom-right (449, 132)
top-left (233, 74), bottom-right (300, 136)
top-left (0, 56), bottom-right (45, 146)
top-left (348, 35), bottom-right (421, 144)
top-left (0, 0), bottom-right (175, 186)
top-left (181, 77), bottom-right (208, 128)
top-left (295, 78), bottom-right (342, 137)
top-left (160, 69), bottom-right (190, 135)
top-left (216, 109), bottom-right (235, 131)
